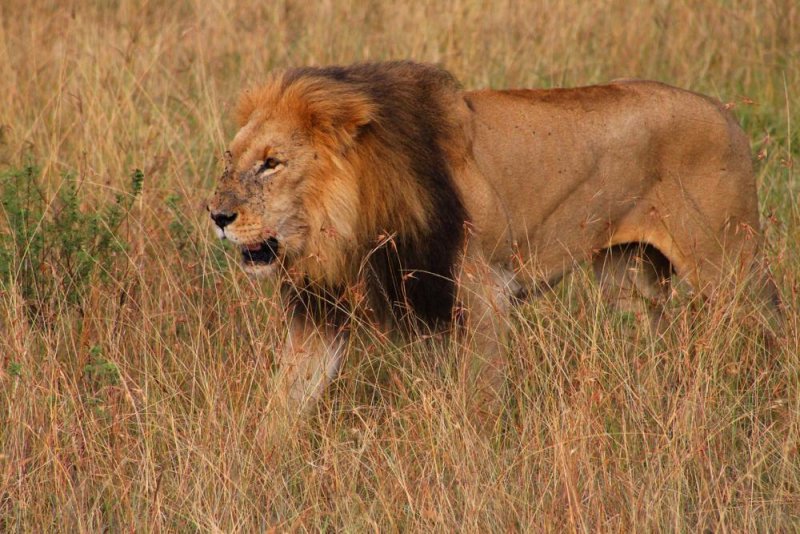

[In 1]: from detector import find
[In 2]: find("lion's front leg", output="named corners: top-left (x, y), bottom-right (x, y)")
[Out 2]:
top-left (270, 283), bottom-right (350, 419)
top-left (272, 314), bottom-right (348, 417)
top-left (456, 255), bottom-right (518, 424)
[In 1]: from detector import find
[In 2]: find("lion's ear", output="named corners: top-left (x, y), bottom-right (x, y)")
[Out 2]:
top-left (236, 73), bottom-right (289, 126)
top-left (304, 88), bottom-right (376, 150)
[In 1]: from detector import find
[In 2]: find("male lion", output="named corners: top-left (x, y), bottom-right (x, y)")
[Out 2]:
top-left (209, 61), bottom-right (778, 415)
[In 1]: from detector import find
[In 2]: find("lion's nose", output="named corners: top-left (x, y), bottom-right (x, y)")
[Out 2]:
top-left (210, 210), bottom-right (237, 229)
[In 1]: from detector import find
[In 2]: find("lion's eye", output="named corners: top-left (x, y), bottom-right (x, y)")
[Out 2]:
top-left (259, 157), bottom-right (282, 174)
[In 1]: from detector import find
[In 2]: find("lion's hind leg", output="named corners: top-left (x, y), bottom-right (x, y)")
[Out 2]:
top-left (592, 243), bottom-right (672, 333)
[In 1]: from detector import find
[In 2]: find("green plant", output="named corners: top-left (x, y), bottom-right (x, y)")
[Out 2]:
top-left (83, 345), bottom-right (120, 387)
top-left (0, 165), bottom-right (143, 320)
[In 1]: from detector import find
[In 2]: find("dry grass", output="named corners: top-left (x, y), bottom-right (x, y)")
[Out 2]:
top-left (1, 0), bottom-right (798, 531)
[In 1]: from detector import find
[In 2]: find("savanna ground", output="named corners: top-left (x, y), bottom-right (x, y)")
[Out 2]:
top-left (0, 0), bottom-right (798, 531)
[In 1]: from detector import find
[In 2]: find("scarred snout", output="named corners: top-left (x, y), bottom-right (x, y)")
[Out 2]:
top-left (207, 197), bottom-right (281, 272)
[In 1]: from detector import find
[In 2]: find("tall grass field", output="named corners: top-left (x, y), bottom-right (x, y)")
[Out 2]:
top-left (0, 1), bottom-right (798, 531)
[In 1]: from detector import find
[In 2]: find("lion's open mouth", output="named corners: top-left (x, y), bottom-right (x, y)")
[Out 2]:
top-left (241, 237), bottom-right (279, 266)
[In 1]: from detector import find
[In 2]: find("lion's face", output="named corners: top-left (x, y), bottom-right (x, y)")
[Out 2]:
top-left (209, 73), bottom-right (399, 282)
top-left (209, 116), bottom-right (324, 278)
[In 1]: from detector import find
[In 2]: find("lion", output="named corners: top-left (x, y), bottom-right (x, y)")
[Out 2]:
top-left (208, 61), bottom-right (779, 415)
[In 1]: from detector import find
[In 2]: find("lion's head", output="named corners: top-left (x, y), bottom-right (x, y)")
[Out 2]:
top-left (208, 72), bottom-right (382, 281)
top-left (209, 62), bottom-right (469, 326)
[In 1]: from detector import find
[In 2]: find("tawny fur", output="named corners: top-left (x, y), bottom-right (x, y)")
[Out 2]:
top-left (209, 61), bottom-right (777, 415)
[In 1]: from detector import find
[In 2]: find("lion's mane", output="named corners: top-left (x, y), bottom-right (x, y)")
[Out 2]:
top-left (236, 62), bottom-right (470, 328)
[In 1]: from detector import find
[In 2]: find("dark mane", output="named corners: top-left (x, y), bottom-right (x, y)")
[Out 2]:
top-left (283, 61), bottom-right (468, 331)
